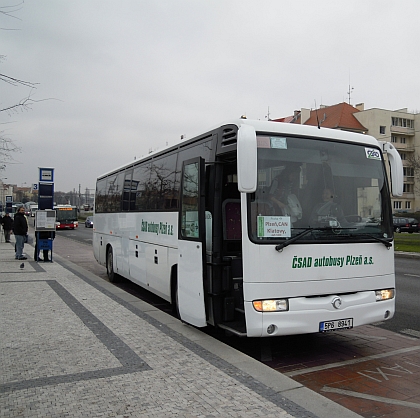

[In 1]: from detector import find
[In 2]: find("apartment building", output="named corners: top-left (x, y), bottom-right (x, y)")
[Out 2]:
top-left (354, 105), bottom-right (420, 213)
top-left (274, 102), bottom-right (420, 213)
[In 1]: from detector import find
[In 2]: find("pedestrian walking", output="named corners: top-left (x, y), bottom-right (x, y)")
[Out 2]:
top-left (1, 212), bottom-right (13, 242)
top-left (13, 206), bottom-right (28, 260)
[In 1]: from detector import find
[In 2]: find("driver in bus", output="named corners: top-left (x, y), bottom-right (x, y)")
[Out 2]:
top-left (310, 188), bottom-right (346, 226)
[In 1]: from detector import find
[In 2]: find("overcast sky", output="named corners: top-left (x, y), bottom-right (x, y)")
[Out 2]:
top-left (2, 0), bottom-right (420, 193)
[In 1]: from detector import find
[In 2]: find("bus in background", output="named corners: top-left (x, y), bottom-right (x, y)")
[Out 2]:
top-left (93, 119), bottom-right (403, 337)
top-left (54, 205), bottom-right (78, 229)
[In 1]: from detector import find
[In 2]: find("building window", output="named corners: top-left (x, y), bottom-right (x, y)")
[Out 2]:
top-left (391, 117), bottom-right (414, 128)
top-left (400, 153), bottom-right (406, 160)
top-left (393, 201), bottom-right (402, 209)
top-left (380, 126), bottom-right (386, 134)
top-left (403, 167), bottom-right (414, 177)
top-left (401, 137), bottom-right (406, 143)
top-left (403, 184), bottom-right (412, 193)
top-left (405, 201), bottom-right (411, 209)
top-left (391, 136), bottom-right (397, 143)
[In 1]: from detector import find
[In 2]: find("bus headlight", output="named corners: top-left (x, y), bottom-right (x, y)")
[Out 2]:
top-left (252, 299), bottom-right (288, 312)
top-left (375, 289), bottom-right (395, 301)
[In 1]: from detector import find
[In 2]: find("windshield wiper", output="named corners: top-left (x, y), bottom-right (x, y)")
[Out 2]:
top-left (275, 227), bottom-right (331, 252)
top-left (345, 233), bottom-right (392, 249)
top-left (275, 227), bottom-right (393, 252)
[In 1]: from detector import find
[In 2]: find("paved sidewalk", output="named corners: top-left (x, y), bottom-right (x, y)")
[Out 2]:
top-left (0, 240), bottom-right (361, 418)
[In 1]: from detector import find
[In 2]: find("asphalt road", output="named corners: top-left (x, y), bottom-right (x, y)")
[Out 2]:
top-left (376, 257), bottom-right (420, 338)
top-left (55, 223), bottom-right (94, 244)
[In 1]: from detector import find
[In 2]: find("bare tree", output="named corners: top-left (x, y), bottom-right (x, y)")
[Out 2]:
top-left (0, 130), bottom-right (20, 170)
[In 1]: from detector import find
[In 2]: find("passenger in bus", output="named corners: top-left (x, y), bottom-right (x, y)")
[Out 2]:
top-left (281, 164), bottom-right (301, 196)
top-left (269, 175), bottom-right (302, 223)
top-left (310, 188), bottom-right (346, 225)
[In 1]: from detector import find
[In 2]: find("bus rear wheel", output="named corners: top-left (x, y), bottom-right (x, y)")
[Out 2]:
top-left (106, 246), bottom-right (118, 282)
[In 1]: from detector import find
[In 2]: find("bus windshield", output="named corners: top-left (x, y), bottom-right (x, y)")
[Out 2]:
top-left (56, 207), bottom-right (78, 222)
top-left (249, 135), bottom-right (393, 243)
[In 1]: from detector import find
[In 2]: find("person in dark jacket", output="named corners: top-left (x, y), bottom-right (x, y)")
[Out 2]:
top-left (13, 206), bottom-right (28, 260)
top-left (1, 212), bottom-right (13, 242)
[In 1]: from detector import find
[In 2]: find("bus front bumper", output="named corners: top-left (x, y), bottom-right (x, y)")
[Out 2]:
top-left (244, 292), bottom-right (395, 337)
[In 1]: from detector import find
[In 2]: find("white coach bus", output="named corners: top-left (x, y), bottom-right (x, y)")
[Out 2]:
top-left (93, 119), bottom-right (403, 337)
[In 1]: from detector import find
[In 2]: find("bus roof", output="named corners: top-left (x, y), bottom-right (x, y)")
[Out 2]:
top-left (97, 119), bottom-right (379, 180)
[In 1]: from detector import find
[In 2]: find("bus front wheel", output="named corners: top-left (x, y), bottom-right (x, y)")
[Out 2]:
top-left (106, 246), bottom-right (118, 282)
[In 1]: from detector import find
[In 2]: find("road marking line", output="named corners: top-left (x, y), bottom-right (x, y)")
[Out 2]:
top-left (405, 274), bottom-right (420, 277)
top-left (285, 346), bottom-right (420, 376)
top-left (401, 329), bottom-right (420, 338)
top-left (321, 386), bottom-right (420, 409)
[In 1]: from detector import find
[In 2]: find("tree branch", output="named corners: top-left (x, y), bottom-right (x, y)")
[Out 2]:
top-left (0, 72), bottom-right (38, 88)
top-left (0, 1), bottom-right (24, 27)
top-left (0, 130), bottom-right (21, 171)
top-left (0, 89), bottom-right (57, 114)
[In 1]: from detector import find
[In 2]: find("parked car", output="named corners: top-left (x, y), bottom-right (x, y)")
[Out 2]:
top-left (85, 216), bottom-right (94, 228)
top-left (393, 217), bottom-right (419, 233)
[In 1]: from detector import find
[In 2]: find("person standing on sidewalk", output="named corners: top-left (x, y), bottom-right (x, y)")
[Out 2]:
top-left (13, 206), bottom-right (28, 260)
top-left (1, 212), bottom-right (14, 242)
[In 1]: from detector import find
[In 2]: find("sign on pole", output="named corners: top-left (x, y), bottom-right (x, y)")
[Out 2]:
top-left (39, 167), bottom-right (54, 182)
top-left (38, 167), bottom-right (54, 210)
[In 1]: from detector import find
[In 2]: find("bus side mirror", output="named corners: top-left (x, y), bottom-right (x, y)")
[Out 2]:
top-left (380, 142), bottom-right (403, 197)
top-left (237, 124), bottom-right (257, 193)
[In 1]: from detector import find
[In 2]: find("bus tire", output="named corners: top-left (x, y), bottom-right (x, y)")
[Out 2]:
top-left (171, 267), bottom-right (181, 319)
top-left (174, 285), bottom-right (181, 319)
top-left (106, 246), bottom-right (119, 283)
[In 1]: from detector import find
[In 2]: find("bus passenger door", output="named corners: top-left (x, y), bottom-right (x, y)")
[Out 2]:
top-left (177, 158), bottom-right (207, 327)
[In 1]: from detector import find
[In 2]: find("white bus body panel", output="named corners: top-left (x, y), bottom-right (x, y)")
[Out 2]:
top-left (93, 212), bottom-right (178, 302)
top-left (241, 237), bottom-right (395, 337)
top-left (177, 240), bottom-right (207, 327)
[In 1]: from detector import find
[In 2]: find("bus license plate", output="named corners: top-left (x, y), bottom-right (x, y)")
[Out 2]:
top-left (319, 318), bottom-right (353, 332)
